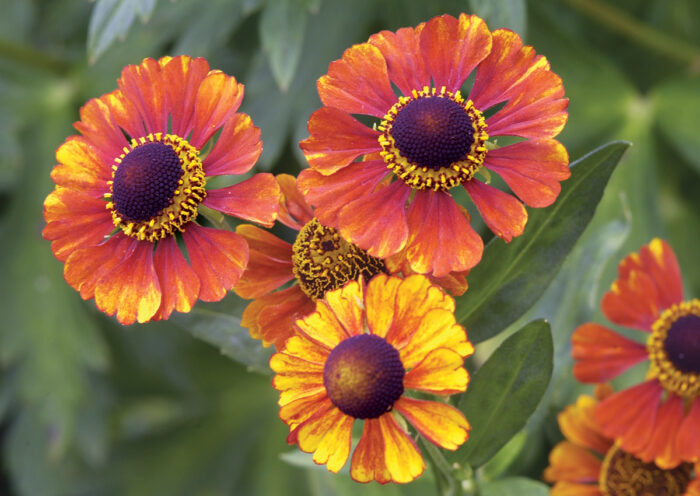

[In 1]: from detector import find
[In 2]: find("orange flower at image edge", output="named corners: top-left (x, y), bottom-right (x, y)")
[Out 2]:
top-left (234, 173), bottom-right (469, 349)
top-left (271, 274), bottom-right (473, 483)
top-left (572, 239), bottom-right (700, 468)
top-left (544, 386), bottom-right (699, 496)
top-left (299, 13), bottom-right (569, 278)
top-left (43, 56), bottom-right (280, 324)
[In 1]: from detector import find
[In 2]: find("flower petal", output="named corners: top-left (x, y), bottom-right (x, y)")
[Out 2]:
top-left (189, 71), bottom-right (244, 148)
top-left (161, 55), bottom-right (210, 137)
top-left (403, 348), bottom-right (468, 395)
top-left (558, 395), bottom-right (613, 456)
top-left (323, 281), bottom-right (365, 337)
top-left (550, 482), bottom-right (602, 496)
top-left (182, 224), bottom-right (248, 302)
top-left (317, 43), bottom-right (397, 118)
top-left (485, 138), bottom-right (570, 208)
top-left (152, 235), bottom-right (200, 320)
top-left (676, 399), bottom-right (700, 463)
top-left (394, 397), bottom-right (469, 450)
top-left (419, 14), bottom-right (492, 93)
top-left (350, 418), bottom-right (391, 484)
top-left (203, 173), bottom-right (280, 227)
top-left (52, 138), bottom-right (111, 197)
top-left (234, 224), bottom-right (293, 299)
top-left (571, 323), bottom-right (649, 383)
top-left (202, 112), bottom-right (262, 177)
top-left (276, 173), bottom-right (314, 230)
top-left (74, 91), bottom-right (131, 165)
top-left (296, 299), bottom-right (354, 351)
top-left (281, 393), bottom-right (332, 433)
top-left (271, 349), bottom-right (325, 407)
top-left (636, 395), bottom-right (684, 469)
top-left (309, 408), bottom-right (354, 473)
top-left (118, 57), bottom-right (168, 133)
top-left (300, 107), bottom-right (381, 174)
top-left (465, 179), bottom-right (528, 242)
top-left (364, 273), bottom-right (403, 339)
top-left (627, 238), bottom-right (684, 309)
top-left (368, 26), bottom-right (430, 95)
top-left (543, 441), bottom-right (602, 483)
top-left (377, 413), bottom-right (425, 483)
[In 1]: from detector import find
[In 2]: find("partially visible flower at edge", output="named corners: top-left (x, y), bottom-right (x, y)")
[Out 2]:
top-left (544, 385), bottom-right (699, 496)
top-left (571, 239), bottom-right (700, 468)
top-left (271, 274), bottom-right (473, 483)
top-left (299, 13), bottom-right (569, 278)
top-left (43, 55), bottom-right (280, 325)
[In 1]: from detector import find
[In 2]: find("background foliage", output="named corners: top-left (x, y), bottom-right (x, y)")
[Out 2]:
top-left (0, 0), bottom-right (698, 494)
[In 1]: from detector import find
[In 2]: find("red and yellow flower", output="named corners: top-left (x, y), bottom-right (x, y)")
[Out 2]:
top-left (544, 385), bottom-right (699, 496)
top-left (271, 274), bottom-right (473, 483)
top-left (571, 239), bottom-right (700, 468)
top-left (43, 56), bottom-right (280, 325)
top-left (299, 13), bottom-right (569, 278)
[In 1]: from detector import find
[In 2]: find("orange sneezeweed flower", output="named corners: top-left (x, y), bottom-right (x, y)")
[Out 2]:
top-left (544, 385), bottom-right (699, 496)
top-left (571, 239), bottom-right (700, 469)
top-left (299, 13), bottom-right (569, 278)
top-left (271, 274), bottom-right (473, 483)
top-left (43, 56), bottom-right (279, 324)
top-left (234, 174), bottom-right (469, 349)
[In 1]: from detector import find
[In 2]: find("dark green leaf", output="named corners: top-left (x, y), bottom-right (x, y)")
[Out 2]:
top-left (449, 320), bottom-right (553, 468)
top-left (455, 141), bottom-right (630, 343)
top-left (469, 0), bottom-right (527, 37)
top-left (259, 0), bottom-right (308, 91)
top-left (480, 477), bottom-right (550, 496)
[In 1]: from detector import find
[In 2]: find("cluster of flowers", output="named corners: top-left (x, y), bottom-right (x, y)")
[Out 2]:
top-left (43, 12), bottom-right (698, 491)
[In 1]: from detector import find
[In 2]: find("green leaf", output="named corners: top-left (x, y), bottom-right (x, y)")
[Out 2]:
top-left (449, 320), bottom-right (553, 468)
top-left (87, 0), bottom-right (158, 64)
top-left (480, 477), bottom-right (550, 496)
top-left (259, 0), bottom-right (308, 91)
top-left (455, 141), bottom-right (630, 343)
top-left (469, 0), bottom-right (527, 38)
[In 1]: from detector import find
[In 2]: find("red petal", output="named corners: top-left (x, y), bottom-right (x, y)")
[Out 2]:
top-left (485, 138), bottom-right (570, 208)
top-left (636, 395), bottom-right (684, 469)
top-left (676, 399), bottom-right (700, 463)
top-left (161, 55), bottom-right (210, 137)
top-left (152, 236), bottom-right (200, 320)
top-left (190, 72), bottom-right (244, 148)
top-left (117, 58), bottom-right (168, 133)
top-left (203, 173), bottom-right (280, 227)
top-left (602, 270), bottom-right (662, 331)
top-left (299, 107), bottom-right (380, 174)
top-left (276, 174), bottom-right (313, 230)
top-left (74, 91), bottom-right (131, 165)
top-left (368, 26), bottom-right (430, 95)
top-left (419, 14), bottom-right (492, 93)
top-left (631, 239), bottom-right (684, 308)
top-left (202, 113), bottom-right (262, 177)
top-left (318, 43), bottom-right (397, 118)
top-left (52, 138), bottom-right (111, 198)
top-left (465, 179), bottom-right (527, 242)
top-left (182, 224), bottom-right (248, 302)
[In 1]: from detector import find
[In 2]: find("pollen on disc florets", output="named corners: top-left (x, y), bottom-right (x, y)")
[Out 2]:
top-left (323, 334), bottom-right (405, 419)
top-left (292, 218), bottom-right (386, 300)
top-left (105, 133), bottom-right (206, 242)
top-left (647, 299), bottom-right (700, 399)
top-left (599, 444), bottom-right (692, 496)
top-left (378, 86), bottom-right (488, 192)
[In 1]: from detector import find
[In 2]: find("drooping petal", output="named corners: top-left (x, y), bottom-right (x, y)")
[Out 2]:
top-left (189, 71), bottom-right (244, 148)
top-left (300, 107), bottom-right (381, 174)
top-left (118, 57), bottom-right (168, 133)
top-left (385, 251), bottom-right (470, 296)
top-left (161, 55), bottom-right (210, 137)
top-left (202, 112), bottom-right (262, 177)
top-left (203, 173), bottom-right (280, 227)
top-left (281, 393), bottom-right (332, 433)
top-left (485, 138), bottom-right (570, 208)
top-left (404, 190), bottom-right (483, 277)
top-left (338, 180), bottom-right (410, 259)
top-left (350, 418), bottom-right (391, 484)
top-left (52, 138), bottom-right (111, 198)
top-left (571, 323), bottom-right (649, 383)
top-left (376, 413), bottom-right (425, 483)
top-left (636, 395), bottom-right (685, 469)
top-left (558, 395), bottom-right (613, 456)
top-left (271, 352), bottom-right (325, 407)
top-left (602, 270), bottom-right (663, 331)
top-left (543, 441), bottom-right (602, 483)
top-left (394, 397), bottom-right (469, 450)
top-left (182, 224), bottom-right (248, 302)
top-left (234, 224), bottom-right (294, 299)
top-left (403, 348), bottom-right (468, 395)
top-left (550, 482), bottom-right (602, 496)
top-left (676, 399), bottom-right (700, 464)
top-left (465, 179), bottom-right (528, 242)
top-left (419, 14), bottom-right (492, 93)
top-left (152, 236), bottom-right (200, 320)
top-left (368, 26), bottom-right (430, 95)
top-left (317, 43), bottom-right (397, 118)
top-left (306, 408), bottom-right (354, 473)
top-left (276, 173), bottom-right (313, 230)
top-left (94, 240), bottom-right (162, 325)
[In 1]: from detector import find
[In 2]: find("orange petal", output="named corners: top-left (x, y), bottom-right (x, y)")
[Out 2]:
top-left (52, 138), bottom-right (111, 198)
top-left (305, 408), bottom-right (354, 473)
top-left (94, 240), bottom-right (162, 325)
top-left (628, 239), bottom-right (684, 309)
top-left (405, 190), bottom-right (483, 277)
top-left (276, 173), bottom-right (313, 230)
top-left (299, 107), bottom-right (381, 174)
top-left (485, 138), bottom-right (571, 208)
top-left (419, 14), bottom-right (492, 93)
top-left (297, 161), bottom-right (388, 229)
top-left (602, 271), bottom-right (662, 331)
top-left (234, 224), bottom-right (293, 300)
top-left (377, 413), bottom-right (425, 483)
top-left (190, 72), bottom-right (244, 148)
top-left (558, 395), bottom-right (613, 456)
top-left (364, 273), bottom-right (403, 339)
top-left (202, 112), bottom-right (262, 177)
top-left (161, 55), bottom-right (210, 137)
top-left (368, 26), bottom-right (430, 95)
top-left (403, 348), bottom-right (468, 395)
top-left (281, 393), bottom-right (332, 433)
top-left (543, 441), bottom-right (602, 483)
top-left (676, 399), bottom-right (700, 463)
top-left (118, 57), bottom-right (168, 133)
top-left (351, 418), bottom-right (391, 484)
top-left (571, 323), bottom-right (648, 383)
top-left (636, 395), bottom-right (684, 469)
top-left (296, 299), bottom-right (353, 351)
top-left (152, 236), bottom-right (200, 320)
top-left (323, 281), bottom-right (365, 337)
top-left (550, 482), bottom-right (602, 496)
top-left (686, 480), bottom-right (700, 496)
top-left (385, 252), bottom-right (470, 296)
top-left (74, 91), bottom-right (131, 164)
top-left (394, 397), bottom-right (469, 450)
top-left (43, 187), bottom-right (115, 262)
top-left (271, 354), bottom-right (325, 407)
top-left (317, 43), bottom-right (397, 118)
top-left (465, 179), bottom-right (528, 242)
top-left (203, 173), bottom-right (280, 227)
top-left (338, 180), bottom-right (410, 259)
top-left (182, 224), bottom-right (248, 302)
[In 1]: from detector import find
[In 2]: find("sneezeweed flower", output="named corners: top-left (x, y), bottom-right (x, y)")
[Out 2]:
top-left (299, 13), bottom-right (569, 278)
top-left (571, 239), bottom-right (700, 468)
top-left (43, 56), bottom-right (280, 325)
top-left (544, 385), bottom-right (699, 496)
top-left (271, 274), bottom-right (473, 483)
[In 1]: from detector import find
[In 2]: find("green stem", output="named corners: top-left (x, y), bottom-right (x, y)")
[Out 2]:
top-left (562, 0), bottom-right (700, 71)
top-left (421, 439), bottom-right (459, 496)
top-left (198, 205), bottom-right (232, 231)
top-left (0, 38), bottom-right (70, 74)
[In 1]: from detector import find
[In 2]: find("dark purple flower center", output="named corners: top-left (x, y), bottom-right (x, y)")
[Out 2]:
top-left (664, 314), bottom-right (700, 374)
top-left (391, 96), bottom-right (475, 170)
top-left (323, 334), bottom-right (405, 419)
top-left (113, 142), bottom-right (183, 222)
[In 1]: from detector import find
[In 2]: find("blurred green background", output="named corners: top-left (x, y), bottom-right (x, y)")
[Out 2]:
top-left (0, 0), bottom-right (698, 494)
